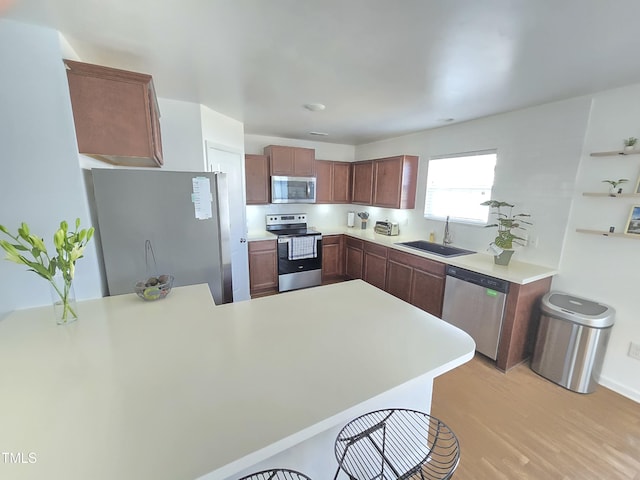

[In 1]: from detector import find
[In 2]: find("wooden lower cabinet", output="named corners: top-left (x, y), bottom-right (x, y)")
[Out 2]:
top-left (386, 259), bottom-right (413, 303)
top-left (386, 249), bottom-right (446, 317)
top-left (411, 269), bottom-right (445, 317)
top-left (248, 240), bottom-right (278, 297)
top-left (321, 235), bottom-right (344, 281)
top-left (363, 241), bottom-right (388, 290)
top-left (497, 276), bottom-right (552, 371)
top-left (345, 237), bottom-right (364, 279)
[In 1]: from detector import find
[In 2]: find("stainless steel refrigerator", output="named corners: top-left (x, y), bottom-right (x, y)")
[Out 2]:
top-left (91, 168), bottom-right (233, 304)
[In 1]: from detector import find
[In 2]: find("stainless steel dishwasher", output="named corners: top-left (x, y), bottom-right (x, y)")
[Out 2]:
top-left (441, 266), bottom-right (509, 360)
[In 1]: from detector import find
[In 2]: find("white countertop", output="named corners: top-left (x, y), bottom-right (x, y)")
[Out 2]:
top-left (251, 227), bottom-right (557, 284)
top-left (0, 281), bottom-right (474, 480)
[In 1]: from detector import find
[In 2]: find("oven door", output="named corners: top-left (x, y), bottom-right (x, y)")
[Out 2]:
top-left (271, 176), bottom-right (316, 203)
top-left (277, 235), bottom-right (322, 291)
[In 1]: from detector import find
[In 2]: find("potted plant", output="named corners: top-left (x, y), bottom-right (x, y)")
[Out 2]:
top-left (481, 200), bottom-right (532, 266)
top-left (623, 137), bottom-right (637, 152)
top-left (0, 219), bottom-right (94, 324)
top-left (602, 178), bottom-right (628, 196)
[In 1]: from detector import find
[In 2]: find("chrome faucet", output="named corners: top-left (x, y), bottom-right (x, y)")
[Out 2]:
top-left (443, 215), bottom-right (453, 245)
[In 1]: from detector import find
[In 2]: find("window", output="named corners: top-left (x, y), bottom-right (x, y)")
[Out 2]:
top-left (424, 150), bottom-right (497, 224)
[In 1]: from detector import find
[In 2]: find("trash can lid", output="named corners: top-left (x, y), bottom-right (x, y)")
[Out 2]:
top-left (541, 291), bottom-right (615, 328)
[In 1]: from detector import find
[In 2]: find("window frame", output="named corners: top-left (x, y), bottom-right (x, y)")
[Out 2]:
top-left (423, 149), bottom-right (497, 225)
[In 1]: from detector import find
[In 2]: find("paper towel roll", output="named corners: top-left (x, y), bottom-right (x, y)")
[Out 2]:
top-left (347, 211), bottom-right (355, 228)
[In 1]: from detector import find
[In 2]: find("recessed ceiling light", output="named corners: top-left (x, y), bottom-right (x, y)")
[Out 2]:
top-left (304, 103), bottom-right (326, 112)
top-left (309, 131), bottom-right (329, 136)
top-left (438, 118), bottom-right (455, 123)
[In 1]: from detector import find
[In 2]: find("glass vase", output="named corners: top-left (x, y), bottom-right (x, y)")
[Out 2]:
top-left (50, 274), bottom-right (78, 325)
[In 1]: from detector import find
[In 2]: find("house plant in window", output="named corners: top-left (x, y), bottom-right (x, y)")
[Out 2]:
top-left (0, 218), bottom-right (94, 324)
top-left (481, 200), bottom-right (532, 266)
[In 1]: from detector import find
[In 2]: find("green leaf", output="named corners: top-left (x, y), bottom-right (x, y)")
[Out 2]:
top-left (0, 224), bottom-right (9, 235)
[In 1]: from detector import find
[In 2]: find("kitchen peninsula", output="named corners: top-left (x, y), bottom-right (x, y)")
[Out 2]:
top-left (0, 281), bottom-right (474, 480)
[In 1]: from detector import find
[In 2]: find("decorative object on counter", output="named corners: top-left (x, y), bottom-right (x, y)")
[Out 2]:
top-left (357, 211), bottom-right (369, 229)
top-left (602, 178), bottom-right (628, 196)
top-left (481, 200), bottom-right (532, 266)
top-left (0, 218), bottom-right (94, 324)
top-left (624, 205), bottom-right (640, 235)
top-left (135, 240), bottom-right (174, 300)
top-left (347, 211), bottom-right (355, 228)
top-left (429, 231), bottom-right (436, 242)
top-left (623, 137), bottom-right (637, 152)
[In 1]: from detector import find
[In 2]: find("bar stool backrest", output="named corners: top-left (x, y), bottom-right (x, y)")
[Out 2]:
top-left (238, 468), bottom-right (313, 480)
top-left (333, 408), bottom-right (460, 480)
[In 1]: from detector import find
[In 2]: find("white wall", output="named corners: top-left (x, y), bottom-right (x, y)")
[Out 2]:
top-left (244, 135), bottom-right (356, 233)
top-left (157, 98), bottom-right (205, 171)
top-left (201, 105), bottom-right (245, 155)
top-left (554, 84), bottom-right (640, 402)
top-left (355, 97), bottom-right (592, 267)
top-left (0, 20), bottom-right (102, 319)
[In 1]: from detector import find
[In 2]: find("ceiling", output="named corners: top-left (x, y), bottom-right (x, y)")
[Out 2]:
top-left (6, 0), bottom-right (640, 145)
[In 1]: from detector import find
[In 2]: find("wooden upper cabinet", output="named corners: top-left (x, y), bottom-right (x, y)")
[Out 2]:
top-left (64, 59), bottom-right (163, 168)
top-left (352, 161), bottom-right (374, 204)
top-left (244, 154), bottom-right (270, 205)
top-left (332, 162), bottom-right (352, 203)
top-left (264, 145), bottom-right (315, 176)
top-left (316, 160), bottom-right (352, 204)
top-left (351, 155), bottom-right (418, 209)
top-left (315, 160), bottom-right (333, 203)
top-left (372, 155), bottom-right (419, 209)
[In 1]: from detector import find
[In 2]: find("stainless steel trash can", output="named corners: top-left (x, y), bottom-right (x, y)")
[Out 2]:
top-left (531, 291), bottom-right (615, 394)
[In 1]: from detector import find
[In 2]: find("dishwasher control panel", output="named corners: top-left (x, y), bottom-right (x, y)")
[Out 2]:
top-left (446, 266), bottom-right (509, 293)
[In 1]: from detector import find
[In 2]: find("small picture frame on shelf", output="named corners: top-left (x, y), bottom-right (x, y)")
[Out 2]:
top-left (625, 205), bottom-right (640, 235)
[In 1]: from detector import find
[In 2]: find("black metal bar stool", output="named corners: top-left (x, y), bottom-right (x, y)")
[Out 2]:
top-left (333, 408), bottom-right (460, 480)
top-left (238, 469), bottom-right (313, 480)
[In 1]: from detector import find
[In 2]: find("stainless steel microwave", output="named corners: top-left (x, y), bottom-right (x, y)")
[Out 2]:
top-left (271, 176), bottom-right (316, 203)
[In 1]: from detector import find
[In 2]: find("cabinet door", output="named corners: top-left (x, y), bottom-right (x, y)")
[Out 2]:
top-left (345, 246), bottom-right (363, 279)
top-left (386, 259), bottom-right (413, 302)
top-left (411, 269), bottom-right (445, 317)
top-left (244, 154), bottom-right (270, 205)
top-left (373, 157), bottom-right (404, 208)
top-left (364, 252), bottom-right (387, 290)
top-left (65, 59), bottom-right (163, 168)
top-left (363, 242), bottom-right (388, 290)
top-left (248, 240), bottom-right (278, 296)
top-left (322, 235), bottom-right (344, 280)
top-left (315, 160), bottom-right (333, 204)
top-left (293, 147), bottom-right (315, 176)
top-left (352, 161), bottom-right (374, 204)
top-left (265, 145), bottom-right (294, 175)
top-left (332, 162), bottom-right (352, 203)
top-left (264, 145), bottom-right (315, 176)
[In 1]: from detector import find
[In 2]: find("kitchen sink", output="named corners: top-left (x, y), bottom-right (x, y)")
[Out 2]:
top-left (395, 240), bottom-right (475, 257)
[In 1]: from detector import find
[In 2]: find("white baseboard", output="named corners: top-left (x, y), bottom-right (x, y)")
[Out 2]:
top-left (598, 375), bottom-right (640, 403)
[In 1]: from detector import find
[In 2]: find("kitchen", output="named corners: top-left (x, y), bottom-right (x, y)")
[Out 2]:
top-left (1, 2), bottom-right (640, 479)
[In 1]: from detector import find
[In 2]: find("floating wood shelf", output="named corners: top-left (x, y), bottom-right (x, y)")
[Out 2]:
top-left (590, 150), bottom-right (640, 157)
top-left (582, 192), bottom-right (640, 197)
top-left (576, 228), bottom-right (640, 239)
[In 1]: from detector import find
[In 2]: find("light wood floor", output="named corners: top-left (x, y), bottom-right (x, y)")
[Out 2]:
top-left (431, 356), bottom-right (640, 480)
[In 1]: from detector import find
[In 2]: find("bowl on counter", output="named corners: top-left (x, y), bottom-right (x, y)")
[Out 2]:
top-left (135, 274), bottom-right (174, 301)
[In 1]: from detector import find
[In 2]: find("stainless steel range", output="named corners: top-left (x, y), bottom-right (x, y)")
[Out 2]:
top-left (266, 214), bottom-right (322, 292)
